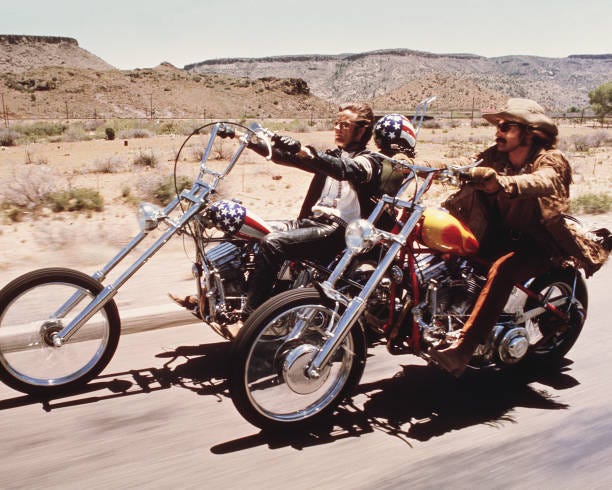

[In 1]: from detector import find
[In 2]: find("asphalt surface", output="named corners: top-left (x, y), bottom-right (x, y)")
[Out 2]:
top-left (0, 263), bottom-right (611, 489)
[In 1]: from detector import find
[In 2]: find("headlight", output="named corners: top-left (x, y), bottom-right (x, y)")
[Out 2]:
top-left (345, 219), bottom-right (379, 253)
top-left (137, 202), bottom-right (164, 232)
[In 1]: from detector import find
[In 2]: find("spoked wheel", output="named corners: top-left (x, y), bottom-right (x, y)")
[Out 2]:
top-left (229, 287), bottom-right (366, 431)
top-left (0, 268), bottom-right (121, 396)
top-left (524, 268), bottom-right (588, 364)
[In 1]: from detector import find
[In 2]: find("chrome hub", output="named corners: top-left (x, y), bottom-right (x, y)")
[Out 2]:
top-left (282, 344), bottom-right (330, 395)
top-left (498, 327), bottom-right (529, 364)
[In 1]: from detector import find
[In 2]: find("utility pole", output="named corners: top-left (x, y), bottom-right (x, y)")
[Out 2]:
top-left (471, 96), bottom-right (475, 123)
top-left (65, 101), bottom-right (69, 120)
top-left (1, 93), bottom-right (8, 127)
top-left (150, 93), bottom-right (153, 119)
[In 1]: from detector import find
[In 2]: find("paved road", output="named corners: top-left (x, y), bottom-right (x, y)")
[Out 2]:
top-left (0, 263), bottom-right (611, 489)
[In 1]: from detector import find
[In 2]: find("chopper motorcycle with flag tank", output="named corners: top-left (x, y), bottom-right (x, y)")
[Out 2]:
top-left (228, 156), bottom-right (610, 431)
top-left (0, 121), bottom-right (362, 397)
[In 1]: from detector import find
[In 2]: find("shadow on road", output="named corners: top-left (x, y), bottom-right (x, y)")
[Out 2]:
top-left (0, 340), bottom-right (579, 452)
top-left (0, 340), bottom-right (232, 411)
top-left (211, 359), bottom-right (578, 453)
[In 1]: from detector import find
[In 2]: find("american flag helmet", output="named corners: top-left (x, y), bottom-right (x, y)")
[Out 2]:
top-left (374, 114), bottom-right (417, 153)
top-left (207, 199), bottom-right (247, 235)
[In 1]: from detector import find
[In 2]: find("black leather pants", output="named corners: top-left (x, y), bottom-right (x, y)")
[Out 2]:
top-left (246, 217), bottom-right (346, 312)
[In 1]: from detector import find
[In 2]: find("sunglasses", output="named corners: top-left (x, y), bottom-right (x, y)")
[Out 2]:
top-left (497, 121), bottom-right (522, 133)
top-left (334, 121), bottom-right (354, 130)
top-left (334, 120), bottom-right (367, 130)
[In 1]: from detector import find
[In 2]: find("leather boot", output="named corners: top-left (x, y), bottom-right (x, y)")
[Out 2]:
top-left (168, 292), bottom-right (203, 319)
top-left (429, 335), bottom-right (477, 377)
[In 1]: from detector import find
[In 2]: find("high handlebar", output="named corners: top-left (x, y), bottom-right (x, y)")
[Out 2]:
top-left (214, 122), bottom-right (280, 160)
top-left (372, 151), bottom-right (482, 184)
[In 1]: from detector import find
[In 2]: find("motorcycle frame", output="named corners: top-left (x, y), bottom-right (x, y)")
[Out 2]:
top-left (308, 163), bottom-right (579, 378)
top-left (50, 123), bottom-right (252, 347)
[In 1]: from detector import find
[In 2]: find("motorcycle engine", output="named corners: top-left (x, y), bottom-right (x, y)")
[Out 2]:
top-left (204, 241), bottom-right (247, 298)
top-left (420, 256), bottom-right (485, 328)
top-left (418, 255), bottom-right (531, 366)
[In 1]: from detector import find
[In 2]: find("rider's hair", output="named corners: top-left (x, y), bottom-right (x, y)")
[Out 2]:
top-left (528, 127), bottom-right (557, 149)
top-left (517, 124), bottom-right (557, 150)
top-left (339, 102), bottom-right (374, 146)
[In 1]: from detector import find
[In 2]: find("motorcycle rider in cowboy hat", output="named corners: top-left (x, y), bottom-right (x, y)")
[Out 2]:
top-left (427, 98), bottom-right (609, 376)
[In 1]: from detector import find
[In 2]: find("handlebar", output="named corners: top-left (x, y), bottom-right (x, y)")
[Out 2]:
top-left (436, 159), bottom-right (482, 186)
top-left (214, 122), bottom-right (278, 160)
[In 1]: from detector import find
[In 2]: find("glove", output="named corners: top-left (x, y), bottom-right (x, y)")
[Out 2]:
top-left (216, 123), bottom-right (235, 139)
top-left (272, 134), bottom-right (301, 154)
top-left (469, 166), bottom-right (500, 194)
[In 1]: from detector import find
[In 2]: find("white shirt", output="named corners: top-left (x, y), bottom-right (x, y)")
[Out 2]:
top-left (310, 152), bottom-right (373, 223)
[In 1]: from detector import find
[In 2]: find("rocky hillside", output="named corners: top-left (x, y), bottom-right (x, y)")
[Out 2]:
top-left (1, 36), bottom-right (610, 118)
top-left (0, 63), bottom-right (334, 119)
top-left (0, 35), bottom-right (114, 72)
top-left (0, 36), bottom-right (333, 119)
top-left (186, 49), bottom-right (612, 111)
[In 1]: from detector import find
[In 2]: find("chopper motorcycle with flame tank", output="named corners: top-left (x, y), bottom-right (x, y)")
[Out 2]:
top-left (0, 122), bottom-right (355, 397)
top-left (228, 157), bottom-right (604, 431)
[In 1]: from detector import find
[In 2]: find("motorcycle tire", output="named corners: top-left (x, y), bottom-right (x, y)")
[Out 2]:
top-left (0, 268), bottom-right (121, 397)
top-left (229, 287), bottom-right (366, 432)
top-left (524, 268), bottom-right (588, 365)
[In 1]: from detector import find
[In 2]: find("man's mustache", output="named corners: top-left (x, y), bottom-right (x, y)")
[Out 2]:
top-left (496, 137), bottom-right (507, 145)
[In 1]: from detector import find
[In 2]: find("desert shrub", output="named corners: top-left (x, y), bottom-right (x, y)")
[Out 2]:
top-left (471, 119), bottom-right (490, 128)
top-left (151, 176), bottom-right (192, 205)
top-left (422, 120), bottom-right (442, 129)
top-left (443, 144), bottom-right (465, 158)
top-left (1, 204), bottom-right (26, 222)
top-left (213, 140), bottom-right (234, 160)
top-left (105, 127), bottom-right (116, 140)
top-left (588, 130), bottom-right (611, 147)
top-left (83, 119), bottom-right (104, 132)
top-left (119, 185), bottom-right (140, 205)
top-left (570, 192), bottom-right (612, 214)
top-left (468, 135), bottom-right (490, 146)
top-left (157, 121), bottom-right (178, 134)
top-left (13, 121), bottom-right (67, 140)
top-left (1, 166), bottom-right (59, 210)
top-left (46, 188), bottom-right (104, 212)
top-left (190, 147), bottom-right (204, 162)
top-left (88, 156), bottom-right (131, 173)
top-left (24, 150), bottom-right (49, 165)
top-left (118, 128), bottom-right (153, 139)
top-left (133, 150), bottom-right (158, 167)
top-left (62, 125), bottom-right (91, 142)
top-left (0, 128), bottom-right (19, 146)
top-left (560, 131), bottom-right (612, 152)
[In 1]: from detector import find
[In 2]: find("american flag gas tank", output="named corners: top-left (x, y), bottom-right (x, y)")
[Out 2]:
top-left (207, 199), bottom-right (271, 240)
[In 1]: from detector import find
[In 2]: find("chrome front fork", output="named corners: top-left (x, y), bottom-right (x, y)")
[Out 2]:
top-left (306, 208), bottom-right (424, 378)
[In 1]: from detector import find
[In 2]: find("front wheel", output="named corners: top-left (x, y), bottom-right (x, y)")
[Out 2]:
top-left (229, 287), bottom-right (366, 431)
top-left (0, 268), bottom-right (121, 396)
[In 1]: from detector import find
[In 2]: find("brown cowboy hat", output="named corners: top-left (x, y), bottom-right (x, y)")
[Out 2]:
top-left (482, 98), bottom-right (558, 137)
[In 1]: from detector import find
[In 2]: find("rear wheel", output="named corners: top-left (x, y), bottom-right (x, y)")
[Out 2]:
top-left (524, 268), bottom-right (587, 364)
top-left (229, 287), bottom-right (366, 431)
top-left (0, 268), bottom-right (121, 396)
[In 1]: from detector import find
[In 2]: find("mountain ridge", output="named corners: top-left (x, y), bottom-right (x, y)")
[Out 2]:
top-left (186, 49), bottom-right (612, 111)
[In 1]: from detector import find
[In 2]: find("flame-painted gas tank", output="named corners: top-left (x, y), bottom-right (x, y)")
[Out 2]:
top-left (207, 199), bottom-right (272, 240)
top-left (417, 207), bottom-right (479, 256)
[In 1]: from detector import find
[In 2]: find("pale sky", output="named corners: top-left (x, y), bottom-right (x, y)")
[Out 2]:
top-left (2, 0), bottom-right (611, 70)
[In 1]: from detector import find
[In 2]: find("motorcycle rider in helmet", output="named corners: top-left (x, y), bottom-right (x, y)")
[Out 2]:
top-left (172, 103), bottom-right (387, 339)
top-left (373, 113), bottom-right (417, 159)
